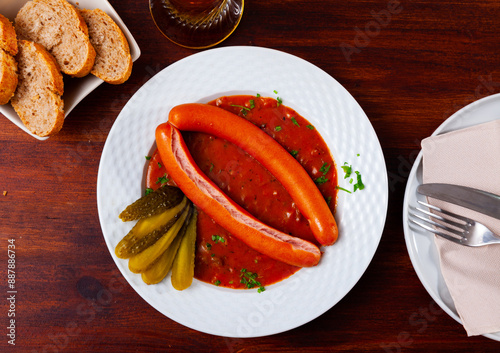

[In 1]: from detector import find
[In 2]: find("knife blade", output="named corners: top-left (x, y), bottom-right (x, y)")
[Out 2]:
top-left (417, 183), bottom-right (500, 219)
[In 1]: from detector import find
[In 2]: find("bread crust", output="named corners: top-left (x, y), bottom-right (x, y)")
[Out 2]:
top-left (0, 14), bottom-right (18, 105)
top-left (0, 50), bottom-right (18, 105)
top-left (11, 40), bottom-right (64, 137)
top-left (80, 8), bottom-right (132, 84)
top-left (15, 0), bottom-right (96, 77)
top-left (0, 13), bottom-right (18, 56)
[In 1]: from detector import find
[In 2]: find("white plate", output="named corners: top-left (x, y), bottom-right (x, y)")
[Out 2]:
top-left (0, 0), bottom-right (141, 140)
top-left (97, 46), bottom-right (388, 337)
top-left (402, 93), bottom-right (500, 341)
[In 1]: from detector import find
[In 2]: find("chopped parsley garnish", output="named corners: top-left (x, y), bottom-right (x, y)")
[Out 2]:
top-left (353, 171), bottom-right (365, 192)
top-left (306, 124), bottom-right (315, 130)
top-left (157, 162), bottom-right (162, 169)
top-left (211, 234), bottom-right (225, 244)
top-left (273, 91), bottom-right (282, 106)
top-left (206, 243), bottom-right (212, 250)
top-left (290, 150), bottom-right (299, 157)
top-left (145, 156), bottom-right (151, 160)
top-left (209, 163), bottom-right (214, 172)
top-left (214, 280), bottom-right (221, 286)
top-left (249, 100), bottom-right (255, 109)
top-left (230, 104), bottom-right (250, 111)
top-left (145, 188), bottom-right (153, 196)
top-left (341, 163), bottom-right (352, 179)
top-left (319, 162), bottom-right (331, 175)
top-left (275, 126), bottom-right (282, 132)
top-left (315, 175), bottom-right (329, 185)
top-left (291, 117), bottom-right (300, 127)
top-left (231, 104), bottom-right (250, 116)
top-left (338, 160), bottom-right (365, 193)
top-left (240, 268), bottom-right (265, 293)
top-left (156, 174), bottom-right (169, 185)
top-left (315, 163), bottom-right (331, 185)
top-left (336, 186), bottom-right (352, 193)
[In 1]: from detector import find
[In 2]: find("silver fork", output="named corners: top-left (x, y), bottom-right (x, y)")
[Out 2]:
top-left (409, 201), bottom-right (500, 247)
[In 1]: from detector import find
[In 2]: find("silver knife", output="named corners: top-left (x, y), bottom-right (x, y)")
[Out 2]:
top-left (417, 183), bottom-right (500, 219)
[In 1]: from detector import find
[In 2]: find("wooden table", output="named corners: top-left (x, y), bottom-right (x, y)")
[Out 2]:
top-left (1, 0), bottom-right (500, 351)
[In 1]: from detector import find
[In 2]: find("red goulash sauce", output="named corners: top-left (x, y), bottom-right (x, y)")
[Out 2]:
top-left (146, 95), bottom-right (337, 289)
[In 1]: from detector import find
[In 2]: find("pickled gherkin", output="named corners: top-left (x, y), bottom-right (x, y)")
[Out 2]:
top-left (171, 209), bottom-right (197, 291)
top-left (141, 214), bottom-right (190, 285)
top-left (128, 205), bottom-right (192, 274)
top-left (116, 183), bottom-right (198, 288)
top-left (115, 197), bottom-right (187, 259)
top-left (119, 185), bottom-right (184, 222)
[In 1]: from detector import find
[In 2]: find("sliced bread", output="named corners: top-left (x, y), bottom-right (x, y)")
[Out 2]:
top-left (80, 8), bottom-right (132, 84)
top-left (0, 14), bottom-right (18, 56)
top-left (0, 14), bottom-right (18, 105)
top-left (0, 50), bottom-right (18, 105)
top-left (11, 40), bottom-right (64, 137)
top-left (15, 0), bottom-right (96, 78)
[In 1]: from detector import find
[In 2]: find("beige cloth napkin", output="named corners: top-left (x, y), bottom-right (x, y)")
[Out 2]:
top-left (421, 119), bottom-right (500, 336)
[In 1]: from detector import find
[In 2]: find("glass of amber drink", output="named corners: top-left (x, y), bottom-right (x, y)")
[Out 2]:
top-left (149, 0), bottom-right (244, 49)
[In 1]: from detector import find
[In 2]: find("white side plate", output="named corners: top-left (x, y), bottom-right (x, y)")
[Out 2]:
top-left (403, 93), bottom-right (500, 341)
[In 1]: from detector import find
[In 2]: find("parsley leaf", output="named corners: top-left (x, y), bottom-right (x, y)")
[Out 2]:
top-left (231, 104), bottom-right (250, 116)
top-left (341, 163), bottom-right (352, 179)
top-left (319, 162), bottom-right (331, 175)
top-left (353, 171), bottom-right (365, 192)
top-left (336, 186), bottom-right (352, 193)
top-left (240, 269), bottom-right (265, 293)
top-left (338, 160), bottom-right (365, 193)
top-left (230, 104), bottom-right (250, 111)
top-left (315, 176), bottom-right (329, 185)
top-left (211, 234), bottom-right (225, 244)
top-left (156, 174), bottom-right (169, 185)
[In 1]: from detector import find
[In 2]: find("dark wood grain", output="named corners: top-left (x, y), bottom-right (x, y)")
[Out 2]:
top-left (2, 0), bottom-right (500, 351)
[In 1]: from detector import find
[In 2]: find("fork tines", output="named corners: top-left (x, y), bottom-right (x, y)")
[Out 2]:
top-left (409, 201), bottom-right (472, 245)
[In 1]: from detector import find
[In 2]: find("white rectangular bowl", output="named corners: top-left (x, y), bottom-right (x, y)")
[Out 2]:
top-left (0, 0), bottom-right (141, 140)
